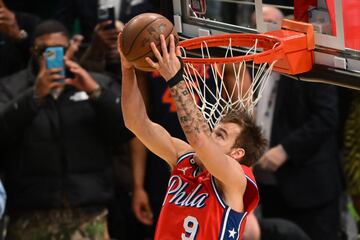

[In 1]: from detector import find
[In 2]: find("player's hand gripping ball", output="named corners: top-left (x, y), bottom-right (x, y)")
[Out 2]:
top-left (119, 13), bottom-right (179, 72)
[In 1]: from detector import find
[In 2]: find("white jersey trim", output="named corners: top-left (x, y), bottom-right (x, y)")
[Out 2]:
top-left (210, 176), bottom-right (226, 209)
top-left (236, 211), bottom-right (248, 240)
top-left (176, 152), bottom-right (195, 164)
top-left (245, 175), bottom-right (258, 189)
top-left (211, 174), bottom-right (257, 210)
top-left (219, 207), bottom-right (231, 240)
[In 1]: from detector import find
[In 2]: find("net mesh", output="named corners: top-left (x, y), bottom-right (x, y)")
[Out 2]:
top-left (180, 37), bottom-right (277, 130)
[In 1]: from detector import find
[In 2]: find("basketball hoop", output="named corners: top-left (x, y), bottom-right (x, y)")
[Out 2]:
top-left (178, 19), bottom-right (314, 129)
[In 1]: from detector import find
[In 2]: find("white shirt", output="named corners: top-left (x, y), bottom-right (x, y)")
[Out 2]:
top-left (255, 72), bottom-right (280, 185)
top-left (256, 72), bottom-right (280, 147)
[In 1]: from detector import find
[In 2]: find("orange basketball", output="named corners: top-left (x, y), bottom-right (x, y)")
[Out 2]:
top-left (119, 13), bottom-right (179, 72)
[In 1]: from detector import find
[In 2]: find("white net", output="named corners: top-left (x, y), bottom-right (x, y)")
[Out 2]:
top-left (180, 38), bottom-right (278, 130)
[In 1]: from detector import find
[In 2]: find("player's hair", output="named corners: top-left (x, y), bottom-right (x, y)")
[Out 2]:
top-left (220, 109), bottom-right (267, 166)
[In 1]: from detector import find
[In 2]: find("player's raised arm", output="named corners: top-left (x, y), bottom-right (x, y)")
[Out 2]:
top-left (117, 34), bottom-right (189, 167)
top-left (145, 34), bottom-right (247, 190)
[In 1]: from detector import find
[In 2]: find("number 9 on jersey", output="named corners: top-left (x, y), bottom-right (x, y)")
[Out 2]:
top-left (182, 216), bottom-right (199, 240)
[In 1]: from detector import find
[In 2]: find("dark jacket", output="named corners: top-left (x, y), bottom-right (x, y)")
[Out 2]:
top-left (0, 66), bottom-right (131, 212)
top-left (271, 76), bottom-right (342, 208)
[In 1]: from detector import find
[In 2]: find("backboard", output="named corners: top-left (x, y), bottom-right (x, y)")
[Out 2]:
top-left (172, 0), bottom-right (360, 90)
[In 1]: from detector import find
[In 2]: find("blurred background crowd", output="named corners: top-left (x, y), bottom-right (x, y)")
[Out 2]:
top-left (0, 0), bottom-right (359, 239)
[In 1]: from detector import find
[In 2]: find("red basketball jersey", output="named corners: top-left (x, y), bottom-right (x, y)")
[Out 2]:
top-left (155, 152), bottom-right (259, 240)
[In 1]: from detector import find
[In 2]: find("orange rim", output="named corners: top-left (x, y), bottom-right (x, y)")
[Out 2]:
top-left (178, 33), bottom-right (285, 65)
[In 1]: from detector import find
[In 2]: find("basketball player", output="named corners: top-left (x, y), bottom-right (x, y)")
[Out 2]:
top-left (118, 34), bottom-right (266, 239)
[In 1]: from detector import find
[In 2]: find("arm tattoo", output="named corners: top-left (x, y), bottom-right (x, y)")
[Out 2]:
top-left (170, 81), bottom-right (211, 142)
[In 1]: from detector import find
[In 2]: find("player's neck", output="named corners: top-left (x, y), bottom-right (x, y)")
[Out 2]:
top-left (194, 155), bottom-right (205, 176)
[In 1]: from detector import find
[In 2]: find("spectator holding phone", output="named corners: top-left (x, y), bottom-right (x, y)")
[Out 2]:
top-left (0, 20), bottom-right (131, 240)
top-left (80, 19), bottom-right (123, 76)
top-left (0, 0), bottom-right (40, 78)
top-left (56, 0), bottom-right (156, 77)
top-left (55, 0), bottom-right (155, 43)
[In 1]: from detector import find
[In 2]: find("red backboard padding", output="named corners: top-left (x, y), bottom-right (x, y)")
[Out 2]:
top-left (326, 0), bottom-right (360, 50)
top-left (294, 0), bottom-right (317, 22)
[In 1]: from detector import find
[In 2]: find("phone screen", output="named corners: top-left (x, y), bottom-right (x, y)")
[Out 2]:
top-left (45, 47), bottom-right (65, 82)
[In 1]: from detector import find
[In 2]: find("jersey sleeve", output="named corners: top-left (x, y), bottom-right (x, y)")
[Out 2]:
top-left (241, 165), bottom-right (259, 213)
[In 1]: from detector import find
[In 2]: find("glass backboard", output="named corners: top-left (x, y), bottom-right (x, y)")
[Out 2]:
top-left (173, 0), bottom-right (360, 90)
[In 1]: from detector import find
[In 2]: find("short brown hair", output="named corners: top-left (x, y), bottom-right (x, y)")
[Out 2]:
top-left (220, 109), bottom-right (267, 166)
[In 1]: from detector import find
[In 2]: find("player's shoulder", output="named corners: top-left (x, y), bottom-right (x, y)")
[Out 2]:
top-left (172, 138), bottom-right (193, 159)
top-left (240, 165), bottom-right (257, 188)
top-left (242, 169), bottom-right (259, 212)
top-left (241, 165), bottom-right (255, 179)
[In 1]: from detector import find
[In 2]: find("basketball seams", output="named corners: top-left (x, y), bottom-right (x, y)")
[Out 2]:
top-left (123, 17), bottom-right (167, 58)
top-left (121, 13), bottom-right (157, 56)
top-left (122, 17), bottom-right (162, 56)
top-left (121, 13), bottom-right (178, 71)
top-left (128, 25), bottom-right (176, 62)
top-left (120, 15), bottom-right (140, 56)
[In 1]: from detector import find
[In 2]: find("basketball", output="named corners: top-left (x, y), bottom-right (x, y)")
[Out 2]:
top-left (119, 13), bottom-right (179, 72)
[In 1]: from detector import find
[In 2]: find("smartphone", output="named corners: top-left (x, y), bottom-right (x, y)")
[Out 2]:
top-left (45, 47), bottom-right (66, 82)
top-left (97, 6), bottom-right (116, 29)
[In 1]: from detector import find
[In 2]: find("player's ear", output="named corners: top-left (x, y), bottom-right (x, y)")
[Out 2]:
top-left (230, 148), bottom-right (245, 162)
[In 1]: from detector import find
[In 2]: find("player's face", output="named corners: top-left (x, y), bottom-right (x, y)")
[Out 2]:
top-left (33, 33), bottom-right (69, 60)
top-left (211, 122), bottom-right (242, 157)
